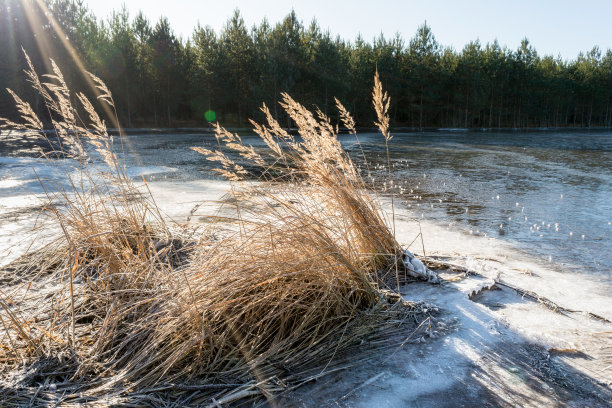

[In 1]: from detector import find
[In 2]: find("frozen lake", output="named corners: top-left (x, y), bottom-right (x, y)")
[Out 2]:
top-left (16, 128), bottom-right (604, 282)
top-left (1, 128), bottom-right (611, 405)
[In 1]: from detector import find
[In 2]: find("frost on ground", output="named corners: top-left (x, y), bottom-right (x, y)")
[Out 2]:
top-left (280, 211), bottom-right (612, 408)
top-left (145, 181), bottom-right (612, 407)
top-left (1, 178), bottom-right (610, 407)
top-left (283, 281), bottom-right (610, 407)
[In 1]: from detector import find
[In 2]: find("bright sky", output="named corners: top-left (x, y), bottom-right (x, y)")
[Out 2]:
top-left (86, 0), bottom-right (612, 60)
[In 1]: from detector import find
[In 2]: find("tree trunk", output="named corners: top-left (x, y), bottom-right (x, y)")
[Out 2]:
top-left (488, 97), bottom-right (493, 129)
top-left (419, 87), bottom-right (424, 129)
top-left (464, 92), bottom-right (469, 128)
top-left (153, 92), bottom-right (158, 126)
top-left (274, 77), bottom-right (279, 119)
top-left (324, 84), bottom-right (328, 116)
top-left (498, 93), bottom-right (503, 129)
top-left (167, 77), bottom-right (171, 127)
top-left (126, 76), bottom-right (132, 127)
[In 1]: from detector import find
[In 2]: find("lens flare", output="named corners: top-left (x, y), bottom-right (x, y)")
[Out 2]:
top-left (205, 110), bottom-right (216, 122)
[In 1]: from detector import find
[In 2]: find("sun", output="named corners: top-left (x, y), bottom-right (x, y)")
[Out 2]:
top-left (1, 0), bottom-right (120, 129)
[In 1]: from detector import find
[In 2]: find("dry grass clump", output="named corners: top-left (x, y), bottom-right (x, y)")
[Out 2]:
top-left (0, 54), bottom-right (424, 406)
top-left (194, 90), bottom-right (403, 275)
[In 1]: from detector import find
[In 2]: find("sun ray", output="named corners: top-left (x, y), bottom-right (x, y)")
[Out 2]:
top-left (17, 0), bottom-right (122, 133)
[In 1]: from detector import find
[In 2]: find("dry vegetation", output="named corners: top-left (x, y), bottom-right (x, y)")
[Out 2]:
top-left (0, 55), bottom-right (433, 406)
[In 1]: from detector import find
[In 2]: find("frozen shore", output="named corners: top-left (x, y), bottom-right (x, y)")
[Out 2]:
top-left (1, 177), bottom-right (610, 407)
top-left (146, 180), bottom-right (612, 407)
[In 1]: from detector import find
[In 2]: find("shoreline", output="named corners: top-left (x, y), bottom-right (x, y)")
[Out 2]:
top-left (3, 126), bottom-right (612, 139)
top-left (142, 179), bottom-right (612, 405)
top-left (1, 177), bottom-right (610, 406)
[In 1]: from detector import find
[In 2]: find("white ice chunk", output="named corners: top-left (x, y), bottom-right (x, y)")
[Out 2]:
top-left (404, 250), bottom-right (440, 283)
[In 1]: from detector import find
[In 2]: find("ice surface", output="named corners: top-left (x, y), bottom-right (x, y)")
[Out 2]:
top-left (1, 175), bottom-right (609, 406)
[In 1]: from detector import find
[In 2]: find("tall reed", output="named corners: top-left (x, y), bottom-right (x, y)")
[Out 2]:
top-left (0, 53), bottom-right (423, 406)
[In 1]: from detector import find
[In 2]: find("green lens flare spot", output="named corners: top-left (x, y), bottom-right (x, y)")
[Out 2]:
top-left (205, 110), bottom-right (216, 122)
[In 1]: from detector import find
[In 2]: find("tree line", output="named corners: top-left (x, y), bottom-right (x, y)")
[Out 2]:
top-left (1, 0), bottom-right (612, 129)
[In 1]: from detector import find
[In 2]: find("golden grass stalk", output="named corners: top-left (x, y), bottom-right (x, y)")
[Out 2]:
top-left (0, 54), bottom-right (424, 406)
